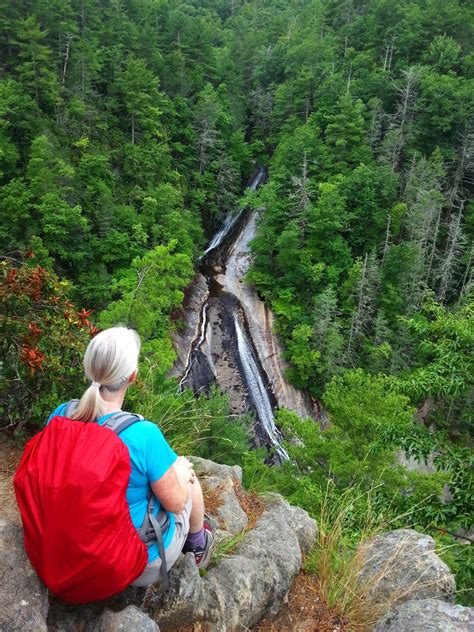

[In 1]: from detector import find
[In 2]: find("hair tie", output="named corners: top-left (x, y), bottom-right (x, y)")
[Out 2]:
top-left (91, 381), bottom-right (101, 389)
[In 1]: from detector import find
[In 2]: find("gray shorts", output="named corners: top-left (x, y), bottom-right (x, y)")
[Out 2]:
top-left (131, 495), bottom-right (192, 587)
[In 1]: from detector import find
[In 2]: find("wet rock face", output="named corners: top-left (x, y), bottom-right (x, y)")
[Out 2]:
top-left (358, 529), bottom-right (456, 607)
top-left (374, 598), bottom-right (474, 632)
top-left (169, 272), bottom-right (209, 380)
top-left (182, 292), bottom-right (268, 420)
top-left (0, 518), bottom-right (49, 632)
top-left (173, 197), bottom-right (322, 433)
top-left (197, 294), bottom-right (250, 415)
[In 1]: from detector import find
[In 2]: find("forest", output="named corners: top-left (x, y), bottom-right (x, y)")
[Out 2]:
top-left (1, 0), bottom-right (473, 611)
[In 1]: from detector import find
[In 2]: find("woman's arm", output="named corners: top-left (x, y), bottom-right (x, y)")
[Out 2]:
top-left (151, 456), bottom-right (195, 514)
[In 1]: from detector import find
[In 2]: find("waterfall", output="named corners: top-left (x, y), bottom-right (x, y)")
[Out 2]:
top-left (202, 168), bottom-right (266, 257)
top-left (177, 166), bottom-right (294, 461)
top-left (234, 317), bottom-right (289, 462)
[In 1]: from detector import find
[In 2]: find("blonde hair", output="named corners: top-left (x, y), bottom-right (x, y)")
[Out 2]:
top-left (72, 326), bottom-right (141, 422)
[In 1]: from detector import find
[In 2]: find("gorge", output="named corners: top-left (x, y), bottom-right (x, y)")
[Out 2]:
top-left (170, 169), bottom-right (321, 460)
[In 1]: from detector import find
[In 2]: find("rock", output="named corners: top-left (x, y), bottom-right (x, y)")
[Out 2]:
top-left (148, 495), bottom-right (318, 632)
top-left (192, 456), bottom-right (243, 484)
top-left (95, 606), bottom-right (159, 631)
top-left (168, 272), bottom-right (209, 379)
top-left (0, 517), bottom-right (49, 632)
top-left (374, 598), bottom-right (474, 631)
top-left (358, 529), bottom-right (456, 608)
top-left (46, 587), bottom-right (150, 631)
top-left (28, 457), bottom-right (317, 632)
top-left (144, 553), bottom-right (204, 630)
top-left (192, 457), bottom-right (247, 536)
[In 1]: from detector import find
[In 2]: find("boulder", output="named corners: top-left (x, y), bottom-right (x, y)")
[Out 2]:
top-left (192, 456), bottom-right (243, 484)
top-left (148, 495), bottom-right (318, 632)
top-left (0, 517), bottom-right (49, 632)
top-left (95, 606), bottom-right (159, 631)
top-left (374, 598), bottom-right (474, 631)
top-left (192, 457), bottom-right (248, 536)
top-left (358, 529), bottom-right (456, 608)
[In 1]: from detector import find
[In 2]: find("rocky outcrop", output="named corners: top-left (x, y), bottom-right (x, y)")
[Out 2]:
top-left (44, 457), bottom-right (317, 632)
top-left (191, 456), bottom-right (248, 536)
top-left (6, 455), bottom-right (471, 632)
top-left (374, 598), bottom-right (474, 631)
top-left (358, 529), bottom-right (456, 607)
top-left (147, 494), bottom-right (317, 631)
top-left (0, 517), bottom-right (49, 632)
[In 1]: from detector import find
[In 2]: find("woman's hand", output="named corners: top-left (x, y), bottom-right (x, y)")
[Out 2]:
top-left (174, 456), bottom-right (196, 488)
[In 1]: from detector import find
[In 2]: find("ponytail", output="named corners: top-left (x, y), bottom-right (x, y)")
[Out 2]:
top-left (72, 327), bottom-right (141, 422)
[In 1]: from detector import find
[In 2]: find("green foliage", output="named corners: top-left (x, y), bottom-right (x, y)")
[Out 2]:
top-left (2, 0), bottom-right (473, 605)
top-left (99, 241), bottom-right (194, 378)
top-left (437, 534), bottom-right (474, 606)
top-left (0, 255), bottom-right (94, 435)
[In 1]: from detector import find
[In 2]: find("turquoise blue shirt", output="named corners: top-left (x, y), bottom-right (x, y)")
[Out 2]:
top-left (47, 403), bottom-right (178, 562)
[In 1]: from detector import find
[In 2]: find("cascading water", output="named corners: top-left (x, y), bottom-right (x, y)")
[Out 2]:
top-left (234, 317), bottom-right (289, 462)
top-left (201, 170), bottom-right (265, 257)
top-left (178, 168), bottom-right (290, 459)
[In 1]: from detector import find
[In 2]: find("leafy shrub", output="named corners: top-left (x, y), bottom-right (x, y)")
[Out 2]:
top-left (1, 255), bottom-right (94, 435)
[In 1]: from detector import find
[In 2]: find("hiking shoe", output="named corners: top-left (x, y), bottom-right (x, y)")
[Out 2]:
top-left (183, 517), bottom-right (216, 569)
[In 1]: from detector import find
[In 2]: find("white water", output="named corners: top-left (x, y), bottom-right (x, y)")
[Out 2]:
top-left (202, 169), bottom-right (265, 257)
top-left (234, 317), bottom-right (289, 462)
top-left (202, 213), bottom-right (241, 257)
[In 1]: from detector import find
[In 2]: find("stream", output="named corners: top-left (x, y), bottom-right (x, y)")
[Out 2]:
top-left (174, 169), bottom-right (320, 462)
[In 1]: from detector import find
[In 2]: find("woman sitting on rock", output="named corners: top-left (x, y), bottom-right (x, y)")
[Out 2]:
top-left (15, 325), bottom-right (215, 602)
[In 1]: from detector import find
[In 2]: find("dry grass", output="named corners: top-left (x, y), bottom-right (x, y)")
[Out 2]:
top-left (232, 477), bottom-right (267, 529)
top-left (301, 482), bottom-right (448, 631)
top-left (200, 476), bottom-right (268, 568)
top-left (254, 571), bottom-right (349, 632)
top-left (202, 480), bottom-right (226, 516)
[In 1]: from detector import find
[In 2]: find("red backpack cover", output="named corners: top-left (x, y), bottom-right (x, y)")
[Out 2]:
top-left (13, 414), bottom-right (148, 603)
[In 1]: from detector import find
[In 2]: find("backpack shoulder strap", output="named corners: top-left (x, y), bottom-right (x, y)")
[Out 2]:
top-left (62, 400), bottom-right (80, 417)
top-left (104, 411), bottom-right (144, 436)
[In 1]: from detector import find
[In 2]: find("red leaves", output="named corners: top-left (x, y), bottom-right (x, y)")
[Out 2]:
top-left (89, 324), bottom-right (100, 337)
top-left (20, 344), bottom-right (45, 376)
top-left (3, 252), bottom-right (97, 383)
top-left (77, 307), bottom-right (94, 325)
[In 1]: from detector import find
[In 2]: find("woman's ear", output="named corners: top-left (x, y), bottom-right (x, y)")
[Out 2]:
top-left (128, 369), bottom-right (138, 384)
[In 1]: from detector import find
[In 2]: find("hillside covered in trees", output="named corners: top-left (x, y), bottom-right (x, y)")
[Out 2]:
top-left (1, 0), bottom-right (473, 609)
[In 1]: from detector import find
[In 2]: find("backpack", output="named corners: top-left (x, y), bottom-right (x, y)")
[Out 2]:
top-left (14, 401), bottom-right (169, 603)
